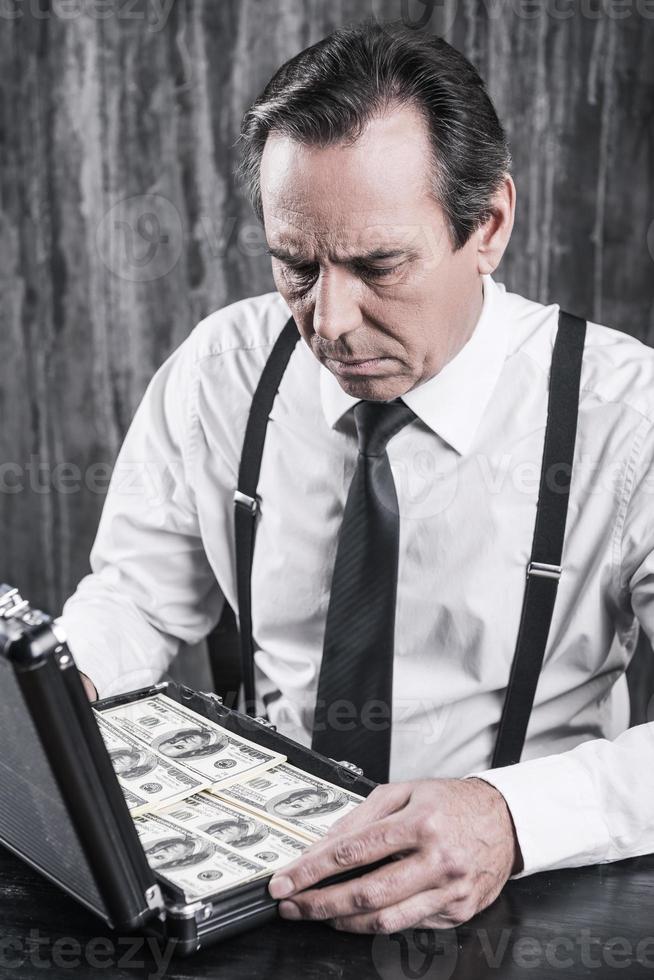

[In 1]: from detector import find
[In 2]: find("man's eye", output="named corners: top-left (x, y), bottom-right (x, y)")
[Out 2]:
top-left (358, 264), bottom-right (401, 280)
top-left (285, 265), bottom-right (318, 284)
top-left (283, 262), bottom-right (402, 287)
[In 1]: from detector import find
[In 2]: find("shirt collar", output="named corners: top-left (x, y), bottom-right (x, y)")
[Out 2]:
top-left (319, 273), bottom-right (508, 455)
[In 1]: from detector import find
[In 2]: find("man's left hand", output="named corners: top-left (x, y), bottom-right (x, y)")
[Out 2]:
top-left (268, 777), bottom-right (522, 933)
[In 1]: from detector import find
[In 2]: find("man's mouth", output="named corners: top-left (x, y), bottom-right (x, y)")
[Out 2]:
top-left (324, 355), bottom-right (391, 376)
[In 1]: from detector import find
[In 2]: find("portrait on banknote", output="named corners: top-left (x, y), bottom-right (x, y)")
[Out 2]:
top-left (145, 833), bottom-right (218, 872)
top-left (153, 726), bottom-right (228, 760)
top-left (108, 746), bottom-right (158, 781)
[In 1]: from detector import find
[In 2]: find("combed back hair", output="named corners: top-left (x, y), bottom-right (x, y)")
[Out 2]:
top-left (236, 19), bottom-right (512, 252)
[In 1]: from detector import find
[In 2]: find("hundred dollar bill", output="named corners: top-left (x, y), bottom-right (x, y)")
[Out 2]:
top-left (98, 694), bottom-right (285, 789)
top-left (160, 791), bottom-right (309, 873)
top-left (96, 714), bottom-right (210, 815)
top-left (133, 812), bottom-right (266, 901)
top-left (215, 763), bottom-right (364, 841)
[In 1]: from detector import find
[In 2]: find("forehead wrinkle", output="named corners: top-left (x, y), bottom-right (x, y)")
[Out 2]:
top-left (267, 193), bottom-right (430, 264)
top-left (269, 220), bottom-right (418, 264)
top-left (271, 201), bottom-right (411, 230)
top-left (269, 242), bottom-right (420, 265)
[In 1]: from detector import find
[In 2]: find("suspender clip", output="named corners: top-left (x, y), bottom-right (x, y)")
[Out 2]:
top-left (234, 490), bottom-right (258, 514)
top-left (527, 561), bottom-right (562, 580)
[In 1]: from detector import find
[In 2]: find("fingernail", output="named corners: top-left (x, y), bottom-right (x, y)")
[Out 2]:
top-left (278, 900), bottom-right (301, 920)
top-left (269, 875), bottom-right (294, 899)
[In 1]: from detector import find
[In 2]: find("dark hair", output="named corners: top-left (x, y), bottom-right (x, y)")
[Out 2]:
top-left (236, 19), bottom-right (511, 251)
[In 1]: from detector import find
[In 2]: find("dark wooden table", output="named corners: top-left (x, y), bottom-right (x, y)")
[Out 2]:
top-left (2, 845), bottom-right (654, 979)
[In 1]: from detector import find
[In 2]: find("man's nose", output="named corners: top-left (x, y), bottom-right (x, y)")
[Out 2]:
top-left (312, 268), bottom-right (362, 342)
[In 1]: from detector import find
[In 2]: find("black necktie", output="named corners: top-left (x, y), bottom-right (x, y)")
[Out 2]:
top-left (311, 398), bottom-right (416, 783)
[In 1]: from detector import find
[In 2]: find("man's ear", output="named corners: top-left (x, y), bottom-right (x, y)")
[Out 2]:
top-left (476, 174), bottom-right (516, 276)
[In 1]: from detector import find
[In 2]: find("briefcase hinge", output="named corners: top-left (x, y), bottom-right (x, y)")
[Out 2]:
top-left (0, 587), bottom-right (30, 620)
top-left (145, 883), bottom-right (165, 915)
top-left (234, 490), bottom-right (258, 514)
top-left (527, 561), bottom-right (562, 581)
top-left (0, 586), bottom-right (51, 629)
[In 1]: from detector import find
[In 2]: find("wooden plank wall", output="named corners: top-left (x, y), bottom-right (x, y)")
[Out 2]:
top-left (1, 0), bottom-right (653, 622)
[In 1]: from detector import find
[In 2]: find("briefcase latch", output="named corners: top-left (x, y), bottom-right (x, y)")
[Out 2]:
top-left (332, 759), bottom-right (364, 777)
top-left (199, 690), bottom-right (224, 705)
top-left (254, 716), bottom-right (277, 732)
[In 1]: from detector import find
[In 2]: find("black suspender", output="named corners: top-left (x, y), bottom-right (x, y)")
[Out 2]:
top-left (491, 310), bottom-right (586, 766)
top-left (233, 317), bottom-right (300, 714)
top-left (232, 309), bottom-right (587, 768)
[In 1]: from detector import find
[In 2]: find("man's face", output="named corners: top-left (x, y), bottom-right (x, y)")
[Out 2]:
top-left (260, 104), bottom-right (487, 402)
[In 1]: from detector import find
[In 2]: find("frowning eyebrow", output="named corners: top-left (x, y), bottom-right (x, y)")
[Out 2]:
top-left (265, 245), bottom-right (418, 264)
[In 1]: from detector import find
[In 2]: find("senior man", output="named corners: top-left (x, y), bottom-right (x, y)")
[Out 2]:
top-left (63, 20), bottom-right (654, 933)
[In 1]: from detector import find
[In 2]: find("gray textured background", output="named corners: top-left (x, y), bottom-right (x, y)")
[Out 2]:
top-left (1, 2), bottom-right (653, 684)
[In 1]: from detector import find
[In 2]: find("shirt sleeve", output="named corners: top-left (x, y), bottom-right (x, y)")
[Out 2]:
top-left (467, 416), bottom-right (654, 878)
top-left (59, 332), bottom-right (224, 698)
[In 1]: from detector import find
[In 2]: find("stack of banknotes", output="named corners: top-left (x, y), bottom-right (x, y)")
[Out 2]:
top-left (95, 694), bottom-right (363, 901)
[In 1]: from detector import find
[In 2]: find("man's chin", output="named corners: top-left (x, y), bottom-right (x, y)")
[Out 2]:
top-left (335, 374), bottom-right (412, 402)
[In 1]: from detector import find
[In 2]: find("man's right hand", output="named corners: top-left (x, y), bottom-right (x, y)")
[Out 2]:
top-left (79, 672), bottom-right (98, 702)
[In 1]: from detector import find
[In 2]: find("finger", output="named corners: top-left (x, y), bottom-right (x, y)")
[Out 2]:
top-left (325, 782), bottom-right (413, 838)
top-left (278, 852), bottom-right (439, 922)
top-left (328, 888), bottom-right (471, 934)
top-left (269, 811), bottom-right (416, 899)
top-left (80, 672), bottom-right (98, 702)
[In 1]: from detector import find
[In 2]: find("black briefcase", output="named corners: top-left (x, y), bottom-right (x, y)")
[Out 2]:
top-left (0, 585), bottom-right (377, 956)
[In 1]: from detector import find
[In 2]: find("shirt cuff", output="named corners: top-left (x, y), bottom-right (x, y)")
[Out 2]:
top-left (466, 751), bottom-right (612, 878)
top-left (55, 616), bottom-right (164, 700)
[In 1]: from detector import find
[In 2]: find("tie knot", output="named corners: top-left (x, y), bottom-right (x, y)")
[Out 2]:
top-left (353, 399), bottom-right (416, 457)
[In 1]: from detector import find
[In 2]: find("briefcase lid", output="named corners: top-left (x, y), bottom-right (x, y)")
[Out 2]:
top-left (0, 585), bottom-right (164, 932)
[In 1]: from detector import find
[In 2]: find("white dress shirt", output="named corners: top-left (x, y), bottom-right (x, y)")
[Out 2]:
top-left (61, 273), bottom-right (654, 879)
